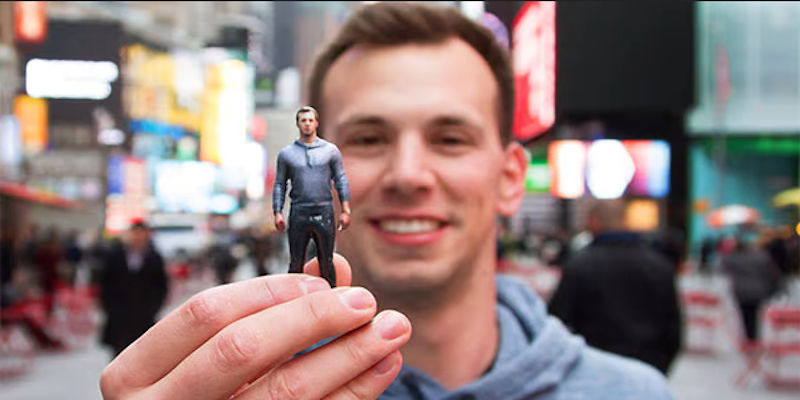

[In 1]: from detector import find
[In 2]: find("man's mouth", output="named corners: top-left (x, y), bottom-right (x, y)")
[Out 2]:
top-left (378, 218), bottom-right (442, 234)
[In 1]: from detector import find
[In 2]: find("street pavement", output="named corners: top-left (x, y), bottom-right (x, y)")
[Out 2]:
top-left (3, 335), bottom-right (798, 400)
top-left (2, 265), bottom-right (798, 399)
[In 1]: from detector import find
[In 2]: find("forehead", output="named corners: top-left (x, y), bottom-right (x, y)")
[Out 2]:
top-left (321, 38), bottom-right (499, 138)
top-left (298, 111), bottom-right (317, 120)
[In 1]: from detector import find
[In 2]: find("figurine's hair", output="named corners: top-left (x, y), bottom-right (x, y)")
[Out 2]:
top-left (295, 106), bottom-right (320, 123)
top-left (307, 2), bottom-right (514, 145)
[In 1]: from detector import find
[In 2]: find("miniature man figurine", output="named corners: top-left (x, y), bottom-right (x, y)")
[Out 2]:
top-left (273, 106), bottom-right (350, 286)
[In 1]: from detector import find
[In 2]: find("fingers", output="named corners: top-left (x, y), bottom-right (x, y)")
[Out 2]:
top-left (233, 310), bottom-right (410, 400)
top-left (149, 286), bottom-right (379, 400)
top-left (100, 274), bottom-right (330, 395)
top-left (339, 214), bottom-right (351, 231)
top-left (324, 351), bottom-right (404, 400)
top-left (304, 252), bottom-right (352, 287)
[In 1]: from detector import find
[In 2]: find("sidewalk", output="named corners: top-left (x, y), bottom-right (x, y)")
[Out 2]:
top-left (3, 340), bottom-right (798, 400)
top-left (2, 267), bottom-right (798, 399)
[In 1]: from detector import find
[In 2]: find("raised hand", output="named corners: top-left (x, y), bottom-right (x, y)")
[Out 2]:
top-left (100, 254), bottom-right (411, 399)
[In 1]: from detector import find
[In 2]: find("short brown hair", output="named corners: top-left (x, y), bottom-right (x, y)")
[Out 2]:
top-left (307, 2), bottom-right (514, 145)
top-left (295, 105), bottom-right (319, 123)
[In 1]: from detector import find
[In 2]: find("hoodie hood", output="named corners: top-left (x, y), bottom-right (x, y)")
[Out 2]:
top-left (381, 275), bottom-right (584, 400)
top-left (295, 137), bottom-right (328, 167)
top-left (294, 137), bottom-right (327, 149)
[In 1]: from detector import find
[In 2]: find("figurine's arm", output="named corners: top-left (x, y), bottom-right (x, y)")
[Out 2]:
top-left (330, 147), bottom-right (351, 230)
top-left (339, 201), bottom-right (351, 230)
top-left (273, 153), bottom-right (288, 231)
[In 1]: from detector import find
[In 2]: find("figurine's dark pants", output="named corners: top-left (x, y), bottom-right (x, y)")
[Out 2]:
top-left (288, 204), bottom-right (336, 286)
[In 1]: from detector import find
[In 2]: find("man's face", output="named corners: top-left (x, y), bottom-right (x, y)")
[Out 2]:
top-left (129, 227), bottom-right (149, 251)
top-left (322, 39), bottom-right (524, 296)
top-left (297, 111), bottom-right (319, 137)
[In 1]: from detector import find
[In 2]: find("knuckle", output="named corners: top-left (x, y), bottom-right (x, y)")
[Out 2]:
top-left (341, 337), bottom-right (369, 365)
top-left (99, 366), bottom-right (122, 398)
top-left (267, 369), bottom-right (307, 400)
top-left (305, 295), bottom-right (329, 324)
top-left (182, 291), bottom-right (222, 329)
top-left (99, 363), bottom-right (135, 399)
top-left (339, 383), bottom-right (368, 400)
top-left (210, 327), bottom-right (258, 373)
top-left (259, 278), bottom-right (279, 305)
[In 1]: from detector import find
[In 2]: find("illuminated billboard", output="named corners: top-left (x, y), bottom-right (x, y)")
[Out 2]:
top-left (548, 139), bottom-right (670, 199)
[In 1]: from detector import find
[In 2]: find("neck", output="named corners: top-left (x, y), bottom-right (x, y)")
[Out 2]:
top-left (385, 252), bottom-right (499, 390)
top-left (299, 132), bottom-right (317, 144)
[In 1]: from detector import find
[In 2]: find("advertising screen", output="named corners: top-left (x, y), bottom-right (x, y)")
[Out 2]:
top-left (548, 139), bottom-right (670, 199)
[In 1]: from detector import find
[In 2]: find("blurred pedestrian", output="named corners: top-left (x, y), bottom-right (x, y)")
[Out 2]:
top-left (99, 220), bottom-right (168, 358)
top-left (1, 225), bottom-right (17, 307)
top-left (63, 229), bottom-right (83, 285)
top-left (245, 226), bottom-right (275, 276)
top-left (699, 235), bottom-right (717, 274)
top-left (762, 225), bottom-right (794, 278)
top-left (720, 234), bottom-right (783, 341)
top-left (549, 199), bottom-right (682, 375)
top-left (33, 226), bottom-right (64, 315)
top-left (207, 233), bottom-right (238, 284)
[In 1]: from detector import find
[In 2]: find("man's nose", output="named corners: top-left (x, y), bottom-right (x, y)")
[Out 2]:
top-left (380, 135), bottom-right (435, 198)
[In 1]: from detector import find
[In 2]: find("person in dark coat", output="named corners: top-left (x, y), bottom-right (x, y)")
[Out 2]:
top-left (549, 199), bottom-right (682, 375)
top-left (99, 220), bottom-right (168, 358)
top-left (721, 235), bottom-right (783, 341)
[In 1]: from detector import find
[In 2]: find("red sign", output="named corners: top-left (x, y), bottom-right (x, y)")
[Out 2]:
top-left (512, 2), bottom-right (556, 141)
top-left (14, 2), bottom-right (47, 44)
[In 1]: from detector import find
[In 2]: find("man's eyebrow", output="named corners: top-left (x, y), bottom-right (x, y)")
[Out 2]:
top-left (427, 115), bottom-right (481, 131)
top-left (337, 115), bottom-right (391, 128)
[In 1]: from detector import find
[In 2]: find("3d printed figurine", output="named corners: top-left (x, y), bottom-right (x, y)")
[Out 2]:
top-left (273, 106), bottom-right (351, 287)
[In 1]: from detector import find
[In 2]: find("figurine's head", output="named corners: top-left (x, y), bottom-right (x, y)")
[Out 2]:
top-left (295, 106), bottom-right (319, 138)
top-left (304, 3), bottom-right (526, 304)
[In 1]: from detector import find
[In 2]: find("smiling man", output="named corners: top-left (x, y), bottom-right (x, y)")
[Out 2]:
top-left (100, 3), bottom-right (674, 399)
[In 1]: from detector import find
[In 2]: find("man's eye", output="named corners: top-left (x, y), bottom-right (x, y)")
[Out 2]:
top-left (350, 135), bottom-right (385, 146)
top-left (434, 134), bottom-right (468, 146)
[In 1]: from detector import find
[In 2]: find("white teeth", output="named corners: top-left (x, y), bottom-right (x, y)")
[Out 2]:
top-left (379, 219), bottom-right (439, 234)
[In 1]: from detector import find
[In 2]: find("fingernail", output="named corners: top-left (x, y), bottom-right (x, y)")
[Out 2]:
top-left (372, 352), bottom-right (398, 376)
top-left (374, 311), bottom-right (408, 340)
top-left (300, 277), bottom-right (329, 294)
top-left (339, 287), bottom-right (374, 310)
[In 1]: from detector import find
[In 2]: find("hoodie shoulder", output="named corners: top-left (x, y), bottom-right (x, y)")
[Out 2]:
top-left (563, 347), bottom-right (675, 400)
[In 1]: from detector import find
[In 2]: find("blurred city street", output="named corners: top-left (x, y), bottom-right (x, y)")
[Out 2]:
top-left (1, 318), bottom-right (798, 399)
top-left (1, 1), bottom-right (799, 399)
top-left (2, 265), bottom-right (799, 399)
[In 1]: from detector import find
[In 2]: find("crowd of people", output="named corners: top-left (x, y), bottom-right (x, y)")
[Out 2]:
top-left (0, 219), bottom-right (287, 358)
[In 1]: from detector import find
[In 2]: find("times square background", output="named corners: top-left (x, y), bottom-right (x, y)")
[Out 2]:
top-left (0, 2), bottom-right (799, 399)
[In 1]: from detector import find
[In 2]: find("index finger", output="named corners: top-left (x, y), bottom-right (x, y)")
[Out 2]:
top-left (303, 252), bottom-right (352, 287)
top-left (101, 274), bottom-right (330, 392)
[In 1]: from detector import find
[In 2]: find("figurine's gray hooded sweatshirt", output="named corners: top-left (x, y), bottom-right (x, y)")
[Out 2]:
top-left (380, 276), bottom-right (675, 400)
top-left (272, 137), bottom-right (349, 214)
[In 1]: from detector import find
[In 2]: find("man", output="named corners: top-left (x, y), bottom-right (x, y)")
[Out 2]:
top-left (99, 220), bottom-right (168, 357)
top-left (273, 106), bottom-right (351, 286)
top-left (720, 234), bottom-right (782, 341)
top-left (101, 4), bottom-right (674, 399)
top-left (549, 199), bottom-right (683, 375)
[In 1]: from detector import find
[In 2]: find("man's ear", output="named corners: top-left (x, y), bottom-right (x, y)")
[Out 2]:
top-left (496, 142), bottom-right (528, 217)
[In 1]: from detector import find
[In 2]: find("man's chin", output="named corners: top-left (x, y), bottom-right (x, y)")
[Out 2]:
top-left (361, 262), bottom-right (454, 297)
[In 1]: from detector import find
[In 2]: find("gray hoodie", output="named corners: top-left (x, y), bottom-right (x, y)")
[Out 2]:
top-left (380, 275), bottom-right (674, 400)
top-left (273, 138), bottom-right (349, 214)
